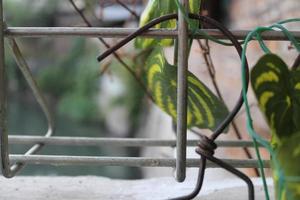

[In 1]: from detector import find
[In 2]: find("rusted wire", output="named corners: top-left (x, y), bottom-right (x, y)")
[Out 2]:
top-left (96, 13), bottom-right (252, 199)
top-left (197, 39), bottom-right (259, 176)
top-left (97, 13), bottom-right (249, 139)
top-left (97, 14), bottom-right (177, 62)
top-left (174, 15), bottom-right (251, 200)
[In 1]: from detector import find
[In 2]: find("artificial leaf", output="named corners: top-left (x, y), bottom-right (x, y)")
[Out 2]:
top-left (251, 54), bottom-right (300, 139)
top-left (175, 0), bottom-right (200, 31)
top-left (135, 0), bottom-right (200, 49)
top-left (189, 0), bottom-right (201, 29)
top-left (145, 46), bottom-right (229, 131)
top-left (272, 133), bottom-right (300, 200)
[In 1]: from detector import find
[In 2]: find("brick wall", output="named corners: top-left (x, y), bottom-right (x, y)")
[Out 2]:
top-left (227, 0), bottom-right (299, 66)
top-left (230, 0), bottom-right (300, 28)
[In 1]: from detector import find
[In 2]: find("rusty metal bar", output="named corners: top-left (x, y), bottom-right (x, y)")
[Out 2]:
top-left (9, 155), bottom-right (270, 168)
top-left (0, 0), bottom-right (9, 177)
top-left (8, 135), bottom-right (263, 148)
top-left (4, 27), bottom-right (300, 40)
top-left (0, 4), bottom-right (283, 183)
top-left (176, 0), bottom-right (189, 182)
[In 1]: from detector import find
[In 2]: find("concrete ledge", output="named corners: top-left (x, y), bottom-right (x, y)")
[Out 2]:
top-left (0, 176), bottom-right (274, 200)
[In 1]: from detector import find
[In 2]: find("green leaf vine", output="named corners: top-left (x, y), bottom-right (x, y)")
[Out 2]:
top-left (135, 0), bottom-right (229, 131)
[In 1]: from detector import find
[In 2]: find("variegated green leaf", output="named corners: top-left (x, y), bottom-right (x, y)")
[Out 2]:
top-left (251, 54), bottom-right (300, 139)
top-left (135, 0), bottom-right (200, 49)
top-left (188, 0), bottom-right (200, 18)
top-left (272, 133), bottom-right (300, 200)
top-left (146, 46), bottom-right (229, 130)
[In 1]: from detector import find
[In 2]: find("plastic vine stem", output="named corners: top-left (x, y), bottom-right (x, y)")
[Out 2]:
top-left (241, 19), bottom-right (300, 200)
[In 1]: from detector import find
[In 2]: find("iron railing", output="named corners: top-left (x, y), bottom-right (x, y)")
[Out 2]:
top-left (1, 0), bottom-right (300, 199)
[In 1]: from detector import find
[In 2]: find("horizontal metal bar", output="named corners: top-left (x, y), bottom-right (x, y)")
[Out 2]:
top-left (8, 135), bottom-right (262, 148)
top-left (5, 27), bottom-right (300, 40)
top-left (10, 155), bottom-right (270, 168)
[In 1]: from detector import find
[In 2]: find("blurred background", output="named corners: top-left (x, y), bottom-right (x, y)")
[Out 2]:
top-left (4, 0), bottom-right (299, 180)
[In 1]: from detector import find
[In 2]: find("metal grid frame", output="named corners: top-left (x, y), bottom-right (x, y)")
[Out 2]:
top-left (0, 0), bottom-right (299, 186)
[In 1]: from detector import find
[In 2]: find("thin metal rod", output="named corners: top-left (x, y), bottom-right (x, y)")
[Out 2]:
top-left (8, 38), bottom-right (54, 176)
top-left (0, 0), bottom-right (9, 177)
top-left (173, 15), bottom-right (252, 200)
top-left (5, 27), bottom-right (300, 40)
top-left (7, 38), bottom-right (55, 176)
top-left (176, 0), bottom-right (189, 182)
top-left (94, 13), bottom-right (251, 189)
top-left (171, 157), bottom-right (207, 200)
top-left (7, 38), bottom-right (55, 136)
top-left (208, 16), bottom-right (249, 140)
top-left (0, 29), bottom-right (55, 178)
top-left (8, 135), bottom-right (263, 148)
top-left (97, 15), bottom-right (178, 62)
top-left (9, 155), bottom-right (270, 168)
top-left (198, 39), bottom-right (259, 176)
top-left (207, 156), bottom-right (255, 200)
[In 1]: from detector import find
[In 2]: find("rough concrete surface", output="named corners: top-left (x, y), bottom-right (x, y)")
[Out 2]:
top-left (0, 176), bottom-right (274, 200)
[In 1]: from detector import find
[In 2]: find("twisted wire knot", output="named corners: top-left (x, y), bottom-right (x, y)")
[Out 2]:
top-left (195, 136), bottom-right (217, 157)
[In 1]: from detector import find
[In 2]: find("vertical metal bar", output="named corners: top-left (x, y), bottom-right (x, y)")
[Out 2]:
top-left (0, 0), bottom-right (10, 177)
top-left (0, 2), bottom-right (55, 177)
top-left (176, 0), bottom-right (189, 182)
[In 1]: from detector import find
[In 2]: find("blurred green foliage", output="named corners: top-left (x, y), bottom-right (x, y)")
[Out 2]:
top-left (4, 0), bottom-right (58, 26)
top-left (38, 38), bottom-right (100, 121)
top-left (38, 38), bottom-right (101, 122)
top-left (108, 55), bottom-right (147, 136)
